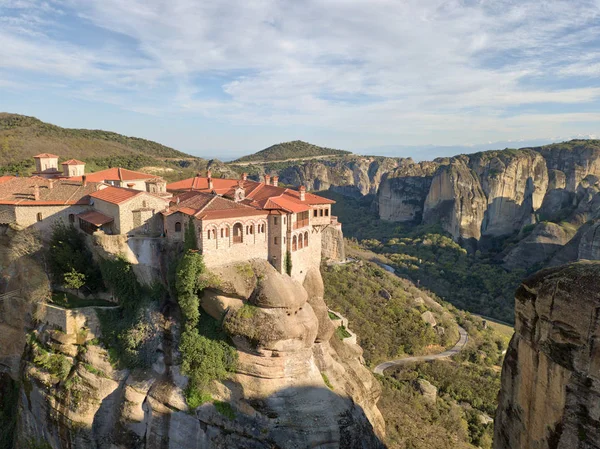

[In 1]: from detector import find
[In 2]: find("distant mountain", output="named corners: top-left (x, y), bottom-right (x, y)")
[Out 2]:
top-left (0, 113), bottom-right (237, 180)
top-left (233, 140), bottom-right (351, 163)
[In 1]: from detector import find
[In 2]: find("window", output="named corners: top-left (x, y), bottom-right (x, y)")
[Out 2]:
top-left (207, 230), bottom-right (211, 239)
top-left (274, 237), bottom-right (278, 245)
top-left (320, 209), bottom-right (324, 217)
top-left (226, 227), bottom-right (230, 237)
top-left (68, 214), bottom-right (75, 224)
top-left (313, 210), bottom-right (318, 217)
top-left (304, 232), bottom-right (309, 247)
top-left (298, 235), bottom-right (303, 249)
top-left (221, 228), bottom-right (224, 238)
top-left (142, 200), bottom-right (147, 208)
top-left (284, 217), bottom-right (286, 224)
top-left (175, 222), bottom-right (182, 232)
top-left (250, 225), bottom-right (254, 235)
top-left (325, 208), bottom-right (329, 216)
top-left (292, 235), bottom-right (297, 251)
top-left (274, 217), bottom-right (278, 225)
top-left (37, 212), bottom-right (43, 222)
top-left (233, 223), bottom-right (243, 243)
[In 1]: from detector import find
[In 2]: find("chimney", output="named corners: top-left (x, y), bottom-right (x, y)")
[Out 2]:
top-left (33, 184), bottom-right (40, 201)
top-left (264, 174), bottom-right (271, 185)
top-left (299, 185), bottom-right (306, 201)
top-left (272, 175), bottom-right (279, 187)
top-left (241, 172), bottom-right (248, 181)
top-left (207, 169), bottom-right (212, 178)
top-left (48, 180), bottom-right (54, 190)
top-left (82, 175), bottom-right (87, 187)
top-left (207, 169), bottom-right (214, 190)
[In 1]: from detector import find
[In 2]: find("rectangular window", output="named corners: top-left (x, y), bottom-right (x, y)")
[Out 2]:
top-left (325, 208), bottom-right (329, 216)
top-left (274, 237), bottom-right (278, 245)
top-left (274, 217), bottom-right (278, 225)
top-left (320, 209), bottom-right (324, 217)
top-left (221, 228), bottom-right (224, 238)
top-left (313, 210), bottom-right (318, 217)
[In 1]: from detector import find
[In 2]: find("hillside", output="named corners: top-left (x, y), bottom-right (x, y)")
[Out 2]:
top-left (0, 113), bottom-right (237, 180)
top-left (232, 140), bottom-right (351, 163)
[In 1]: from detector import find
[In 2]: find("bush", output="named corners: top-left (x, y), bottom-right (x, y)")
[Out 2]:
top-left (48, 221), bottom-right (103, 292)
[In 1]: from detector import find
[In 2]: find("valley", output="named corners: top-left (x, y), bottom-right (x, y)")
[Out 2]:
top-left (0, 115), bottom-right (599, 448)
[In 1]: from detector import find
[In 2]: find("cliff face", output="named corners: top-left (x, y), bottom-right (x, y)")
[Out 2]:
top-left (13, 258), bottom-right (384, 449)
top-left (376, 143), bottom-right (600, 247)
top-left (279, 156), bottom-right (400, 197)
top-left (493, 261), bottom-right (600, 449)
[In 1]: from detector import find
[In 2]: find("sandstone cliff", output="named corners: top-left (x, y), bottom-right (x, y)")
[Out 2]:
top-left (279, 156), bottom-right (400, 197)
top-left (11, 255), bottom-right (385, 448)
top-left (494, 261), bottom-right (600, 449)
top-left (375, 141), bottom-right (600, 251)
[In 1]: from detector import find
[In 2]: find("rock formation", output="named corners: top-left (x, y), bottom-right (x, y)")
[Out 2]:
top-left (279, 156), bottom-right (400, 197)
top-left (494, 261), bottom-right (600, 449)
top-left (10, 254), bottom-right (385, 449)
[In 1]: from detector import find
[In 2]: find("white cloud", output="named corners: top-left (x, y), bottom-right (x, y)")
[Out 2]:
top-left (0, 0), bottom-right (599, 147)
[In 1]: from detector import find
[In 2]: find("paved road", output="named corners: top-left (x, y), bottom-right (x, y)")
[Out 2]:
top-left (373, 325), bottom-right (468, 375)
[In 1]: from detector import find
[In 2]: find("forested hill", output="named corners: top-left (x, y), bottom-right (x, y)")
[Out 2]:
top-left (0, 113), bottom-right (239, 180)
top-left (233, 140), bottom-right (351, 163)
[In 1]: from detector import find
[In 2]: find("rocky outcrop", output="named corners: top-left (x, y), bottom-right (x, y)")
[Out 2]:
top-left (279, 156), bottom-right (400, 197)
top-left (376, 142), bottom-right (600, 249)
top-left (423, 158), bottom-right (487, 242)
top-left (494, 261), bottom-right (600, 449)
top-left (502, 222), bottom-right (576, 270)
top-left (377, 160), bottom-right (439, 222)
top-left (321, 224), bottom-right (346, 261)
top-left (14, 259), bottom-right (385, 449)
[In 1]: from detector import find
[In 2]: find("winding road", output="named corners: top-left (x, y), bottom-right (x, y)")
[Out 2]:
top-left (373, 325), bottom-right (469, 374)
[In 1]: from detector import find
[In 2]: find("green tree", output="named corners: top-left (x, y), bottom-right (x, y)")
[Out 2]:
top-left (63, 269), bottom-right (85, 290)
top-left (184, 217), bottom-right (198, 251)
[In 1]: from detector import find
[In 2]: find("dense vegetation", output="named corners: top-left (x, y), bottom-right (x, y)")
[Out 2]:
top-left (175, 251), bottom-right (237, 407)
top-left (320, 191), bottom-right (520, 323)
top-left (233, 140), bottom-right (351, 162)
top-left (322, 261), bottom-right (458, 366)
top-left (47, 222), bottom-right (104, 293)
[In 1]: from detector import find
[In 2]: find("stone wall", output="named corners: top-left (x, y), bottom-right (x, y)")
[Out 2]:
top-left (93, 193), bottom-right (168, 235)
top-left (40, 304), bottom-right (103, 336)
top-left (322, 223), bottom-right (345, 261)
top-left (13, 204), bottom-right (90, 235)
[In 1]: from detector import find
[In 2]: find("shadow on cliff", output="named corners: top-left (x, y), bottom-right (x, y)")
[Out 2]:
top-left (242, 385), bottom-right (387, 449)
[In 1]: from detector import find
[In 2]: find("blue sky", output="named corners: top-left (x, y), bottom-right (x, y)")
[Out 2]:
top-left (1, 0), bottom-right (599, 159)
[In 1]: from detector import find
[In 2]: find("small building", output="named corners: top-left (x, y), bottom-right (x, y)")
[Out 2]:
top-left (74, 167), bottom-right (170, 197)
top-left (33, 153), bottom-right (60, 178)
top-left (61, 159), bottom-right (85, 177)
top-left (89, 186), bottom-right (169, 235)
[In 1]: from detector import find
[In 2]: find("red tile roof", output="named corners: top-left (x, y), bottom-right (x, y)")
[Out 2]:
top-left (70, 167), bottom-right (158, 183)
top-left (166, 175), bottom-right (334, 214)
top-left (0, 177), bottom-right (101, 205)
top-left (62, 159), bottom-right (86, 165)
top-left (163, 190), bottom-right (265, 220)
top-left (89, 186), bottom-right (143, 205)
top-left (33, 153), bottom-right (59, 158)
top-left (77, 210), bottom-right (114, 226)
top-left (0, 176), bottom-right (14, 184)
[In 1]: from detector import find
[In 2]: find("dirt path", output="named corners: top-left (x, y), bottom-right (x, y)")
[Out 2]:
top-left (373, 325), bottom-right (468, 374)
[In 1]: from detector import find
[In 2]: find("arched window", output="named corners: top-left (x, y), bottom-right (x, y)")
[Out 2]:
top-left (233, 223), bottom-right (243, 243)
top-left (250, 225), bottom-right (254, 235)
top-left (304, 231), bottom-right (309, 247)
top-left (292, 235), bottom-right (297, 251)
top-left (37, 212), bottom-right (43, 222)
top-left (207, 229), bottom-right (211, 239)
top-left (246, 225), bottom-right (249, 235)
top-left (175, 222), bottom-right (182, 232)
top-left (298, 234), bottom-right (303, 249)
top-left (68, 214), bottom-right (75, 224)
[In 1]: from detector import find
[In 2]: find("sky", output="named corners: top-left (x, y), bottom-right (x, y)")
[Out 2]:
top-left (1, 0), bottom-right (600, 159)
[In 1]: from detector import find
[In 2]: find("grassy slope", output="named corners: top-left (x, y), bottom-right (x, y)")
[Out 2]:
top-left (233, 140), bottom-right (351, 162)
top-left (0, 113), bottom-right (239, 181)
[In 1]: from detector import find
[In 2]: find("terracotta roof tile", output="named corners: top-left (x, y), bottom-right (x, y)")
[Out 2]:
top-left (77, 210), bottom-right (114, 226)
top-left (89, 186), bottom-right (143, 205)
top-left (62, 159), bottom-right (86, 165)
top-left (0, 177), bottom-right (101, 205)
top-left (70, 167), bottom-right (158, 182)
top-left (33, 153), bottom-right (59, 158)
